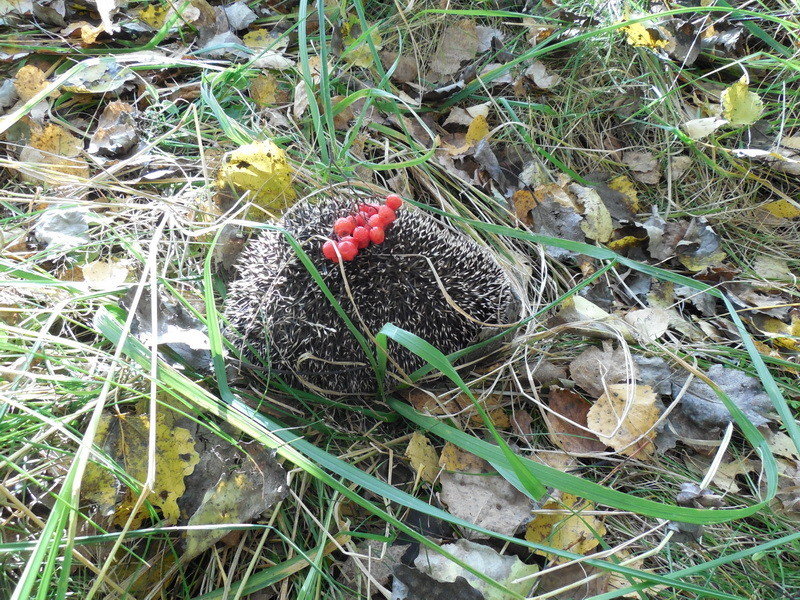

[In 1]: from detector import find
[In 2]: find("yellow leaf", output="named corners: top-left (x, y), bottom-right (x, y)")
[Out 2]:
top-left (607, 235), bottom-right (643, 251)
top-left (138, 3), bottom-right (169, 29)
top-left (762, 199), bottom-right (800, 219)
top-left (573, 184), bottom-right (612, 242)
top-left (525, 493), bottom-right (606, 560)
top-left (406, 432), bottom-right (439, 484)
top-left (608, 175), bottom-right (639, 212)
top-left (250, 72), bottom-right (278, 106)
top-left (621, 22), bottom-right (668, 48)
top-left (217, 140), bottom-right (297, 216)
top-left (243, 29), bottom-right (274, 49)
top-left (19, 124), bottom-right (90, 183)
top-left (465, 114), bottom-right (489, 144)
top-left (14, 64), bottom-right (48, 102)
top-left (678, 249), bottom-right (727, 272)
top-left (438, 442), bottom-right (490, 473)
top-left (755, 314), bottom-right (800, 351)
top-left (82, 411), bottom-right (200, 528)
top-left (469, 407), bottom-right (511, 429)
top-left (586, 384), bottom-right (659, 459)
top-left (721, 76), bottom-right (764, 126)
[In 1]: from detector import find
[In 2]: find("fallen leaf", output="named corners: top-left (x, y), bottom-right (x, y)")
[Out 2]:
top-left (120, 288), bottom-right (212, 373)
top-left (623, 150), bottom-right (661, 184)
top-left (622, 21), bottom-right (668, 48)
top-left (81, 259), bottom-right (129, 290)
top-left (525, 493), bottom-right (606, 560)
top-left (380, 51), bottom-right (419, 83)
top-left (555, 296), bottom-right (634, 341)
top-left (217, 139), bottom-right (297, 216)
top-left (677, 364), bottom-right (775, 430)
top-left (569, 344), bottom-right (631, 397)
top-left (185, 447), bottom-right (287, 559)
top-left (340, 540), bottom-right (410, 592)
top-left (92, 0), bottom-right (121, 34)
top-left (685, 453), bottom-right (758, 494)
top-left (681, 117), bottom-right (727, 140)
top-left (249, 72), bottom-right (278, 106)
top-left (512, 189), bottom-right (536, 223)
top-left (406, 432), bottom-right (439, 484)
top-left (546, 388), bottom-right (606, 453)
top-left (429, 19), bottom-right (479, 80)
top-left (88, 100), bottom-right (138, 156)
top-left (412, 539), bottom-right (538, 600)
top-left (623, 307), bottom-right (671, 343)
top-left (586, 384), bottom-right (660, 458)
top-left (440, 471), bottom-right (532, 537)
top-left (675, 217), bottom-right (727, 271)
top-left (524, 60), bottom-right (561, 89)
top-left (223, 1), bottom-right (256, 30)
top-left (721, 76), bottom-right (764, 126)
top-left (439, 442), bottom-right (490, 473)
top-left (62, 57), bottom-right (135, 94)
top-left (87, 410), bottom-right (200, 528)
top-left (572, 184), bottom-right (612, 242)
top-left (14, 64), bottom-right (48, 101)
top-left (607, 175), bottom-right (640, 213)
top-left (761, 199), bottom-right (800, 220)
top-left (138, 3), bottom-right (169, 29)
top-left (34, 206), bottom-right (98, 252)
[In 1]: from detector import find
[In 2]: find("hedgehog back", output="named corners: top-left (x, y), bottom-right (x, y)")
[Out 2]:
top-left (224, 199), bottom-right (517, 395)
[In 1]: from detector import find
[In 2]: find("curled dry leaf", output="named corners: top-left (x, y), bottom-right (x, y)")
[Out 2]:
top-left (569, 344), bottom-right (630, 398)
top-left (88, 100), bottom-right (138, 156)
top-left (586, 383), bottom-right (660, 458)
top-left (682, 117), bottom-right (727, 141)
top-left (571, 183), bottom-right (612, 242)
top-left (623, 307), bottom-right (671, 344)
top-left (524, 60), bottom-right (561, 89)
top-left (546, 388), bottom-right (606, 454)
top-left (410, 539), bottom-right (538, 600)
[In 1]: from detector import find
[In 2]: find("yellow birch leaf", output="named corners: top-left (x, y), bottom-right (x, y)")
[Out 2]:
top-left (762, 199), bottom-right (800, 220)
top-left (438, 442), bottom-right (490, 473)
top-left (608, 175), bottom-right (639, 212)
top-left (721, 76), bottom-right (764, 126)
top-left (525, 493), bottom-right (606, 560)
top-left (250, 72), bottom-right (278, 106)
top-left (217, 140), bottom-right (297, 216)
top-left (19, 124), bottom-right (90, 183)
top-left (138, 3), bottom-right (169, 29)
top-left (406, 432), bottom-right (439, 484)
top-left (111, 411), bottom-right (200, 527)
top-left (465, 114), bottom-right (489, 145)
top-left (586, 384), bottom-right (659, 459)
top-left (621, 22), bottom-right (668, 48)
top-left (14, 65), bottom-right (48, 102)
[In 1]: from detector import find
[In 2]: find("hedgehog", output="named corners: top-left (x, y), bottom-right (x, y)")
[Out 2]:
top-left (224, 195), bottom-right (520, 396)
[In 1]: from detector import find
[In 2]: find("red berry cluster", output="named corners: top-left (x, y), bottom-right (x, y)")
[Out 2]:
top-left (322, 194), bottom-right (403, 262)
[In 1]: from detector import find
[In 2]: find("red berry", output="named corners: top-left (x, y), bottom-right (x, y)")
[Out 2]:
top-left (368, 214), bottom-right (386, 228)
top-left (385, 194), bottom-right (402, 210)
top-left (337, 240), bottom-right (358, 261)
top-left (359, 203), bottom-right (379, 216)
top-left (353, 213), bottom-right (367, 227)
top-left (378, 205), bottom-right (396, 223)
top-left (334, 217), bottom-right (355, 237)
top-left (353, 226), bottom-right (370, 248)
top-left (369, 227), bottom-right (385, 244)
top-left (322, 240), bottom-right (339, 262)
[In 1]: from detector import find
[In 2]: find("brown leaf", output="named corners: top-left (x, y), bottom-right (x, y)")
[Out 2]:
top-left (14, 64), bottom-right (48, 102)
top-left (429, 19), bottom-right (479, 80)
top-left (623, 150), bottom-right (661, 184)
top-left (546, 388), bottom-right (606, 453)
